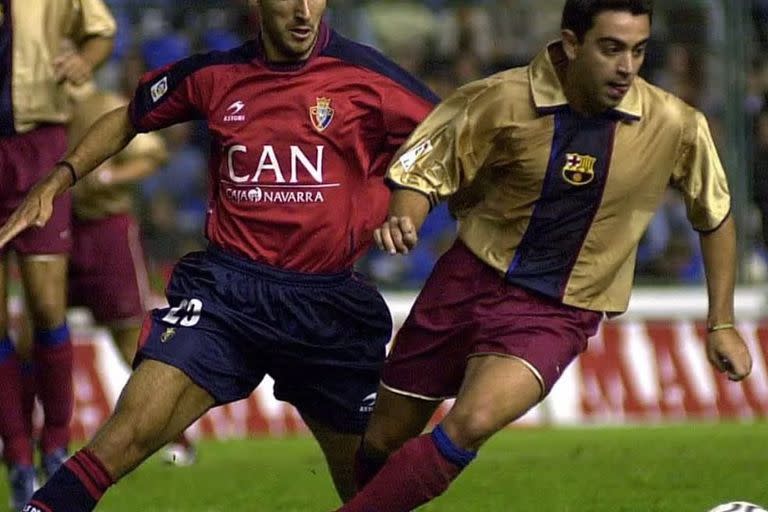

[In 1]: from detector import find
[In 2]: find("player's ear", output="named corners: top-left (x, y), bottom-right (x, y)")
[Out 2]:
top-left (561, 29), bottom-right (579, 61)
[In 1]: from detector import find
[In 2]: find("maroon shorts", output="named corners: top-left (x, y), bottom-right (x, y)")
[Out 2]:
top-left (382, 241), bottom-right (602, 400)
top-left (69, 213), bottom-right (150, 324)
top-left (0, 125), bottom-right (71, 255)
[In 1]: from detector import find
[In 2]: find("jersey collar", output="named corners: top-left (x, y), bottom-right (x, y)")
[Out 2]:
top-left (529, 41), bottom-right (643, 121)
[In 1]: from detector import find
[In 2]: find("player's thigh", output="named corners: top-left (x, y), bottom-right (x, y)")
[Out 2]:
top-left (364, 384), bottom-right (441, 455)
top-left (441, 354), bottom-right (542, 451)
top-left (89, 359), bottom-right (215, 476)
top-left (18, 255), bottom-right (68, 327)
top-left (100, 359), bottom-right (215, 438)
top-left (108, 324), bottom-right (140, 364)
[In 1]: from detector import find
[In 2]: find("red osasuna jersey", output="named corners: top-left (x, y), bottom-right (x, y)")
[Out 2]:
top-left (128, 23), bottom-right (437, 272)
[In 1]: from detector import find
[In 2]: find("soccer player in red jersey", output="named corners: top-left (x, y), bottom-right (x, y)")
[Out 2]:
top-left (0, 1), bottom-right (437, 510)
top-left (339, 1), bottom-right (753, 511)
top-left (0, 1), bottom-right (115, 509)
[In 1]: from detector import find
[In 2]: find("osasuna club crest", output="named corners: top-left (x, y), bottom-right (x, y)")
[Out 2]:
top-left (310, 97), bottom-right (334, 132)
top-left (562, 152), bottom-right (597, 186)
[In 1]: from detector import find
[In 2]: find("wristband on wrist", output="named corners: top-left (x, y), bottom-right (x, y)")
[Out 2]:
top-left (56, 160), bottom-right (78, 186)
top-left (707, 322), bottom-right (735, 333)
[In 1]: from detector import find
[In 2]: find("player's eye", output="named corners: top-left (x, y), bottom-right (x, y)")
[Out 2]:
top-left (601, 45), bottom-right (622, 56)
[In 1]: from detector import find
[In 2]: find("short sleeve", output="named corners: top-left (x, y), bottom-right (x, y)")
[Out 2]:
top-left (127, 56), bottom-right (209, 133)
top-left (670, 110), bottom-right (731, 231)
top-left (386, 81), bottom-right (496, 207)
top-left (71, 0), bottom-right (116, 40)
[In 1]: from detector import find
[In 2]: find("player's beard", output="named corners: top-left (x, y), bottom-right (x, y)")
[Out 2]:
top-left (262, 24), bottom-right (319, 62)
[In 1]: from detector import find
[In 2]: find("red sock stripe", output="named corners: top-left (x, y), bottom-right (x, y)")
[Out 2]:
top-left (28, 499), bottom-right (53, 512)
top-left (79, 449), bottom-right (114, 489)
top-left (64, 457), bottom-right (103, 501)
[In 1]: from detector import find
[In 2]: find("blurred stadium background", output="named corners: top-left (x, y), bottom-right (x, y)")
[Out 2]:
top-left (3, 0), bottom-right (768, 510)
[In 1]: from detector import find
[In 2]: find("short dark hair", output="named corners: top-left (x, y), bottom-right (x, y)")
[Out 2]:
top-left (561, 0), bottom-right (653, 41)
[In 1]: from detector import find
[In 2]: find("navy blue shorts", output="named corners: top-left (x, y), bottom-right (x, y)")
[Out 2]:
top-left (135, 246), bottom-right (392, 433)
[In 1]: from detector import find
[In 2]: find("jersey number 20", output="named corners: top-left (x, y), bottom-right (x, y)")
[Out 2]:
top-left (162, 299), bottom-right (203, 326)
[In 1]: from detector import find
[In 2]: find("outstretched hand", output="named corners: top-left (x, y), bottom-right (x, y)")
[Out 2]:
top-left (707, 328), bottom-right (752, 381)
top-left (0, 182), bottom-right (59, 249)
top-left (374, 216), bottom-right (419, 255)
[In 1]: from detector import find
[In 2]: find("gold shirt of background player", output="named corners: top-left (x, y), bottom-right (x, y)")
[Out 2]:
top-left (8, 0), bottom-right (116, 134)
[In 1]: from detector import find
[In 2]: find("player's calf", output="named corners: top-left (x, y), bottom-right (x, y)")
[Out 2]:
top-left (353, 441), bottom-right (390, 491)
top-left (337, 425), bottom-right (476, 512)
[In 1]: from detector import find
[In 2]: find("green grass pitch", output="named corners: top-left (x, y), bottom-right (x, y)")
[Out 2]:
top-left (2, 422), bottom-right (766, 511)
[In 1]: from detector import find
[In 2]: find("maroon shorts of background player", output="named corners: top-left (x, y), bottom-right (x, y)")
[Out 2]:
top-left (0, 124), bottom-right (71, 255)
top-left (69, 213), bottom-right (150, 324)
top-left (382, 240), bottom-right (603, 400)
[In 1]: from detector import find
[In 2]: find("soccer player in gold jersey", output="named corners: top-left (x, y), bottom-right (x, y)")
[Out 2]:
top-left (339, 1), bottom-right (753, 511)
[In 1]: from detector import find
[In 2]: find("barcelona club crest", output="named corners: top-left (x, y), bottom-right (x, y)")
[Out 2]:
top-left (310, 97), bottom-right (335, 132)
top-left (562, 152), bottom-right (597, 186)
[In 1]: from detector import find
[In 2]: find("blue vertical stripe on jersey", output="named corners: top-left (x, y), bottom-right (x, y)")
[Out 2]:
top-left (0, 0), bottom-right (15, 136)
top-left (506, 108), bottom-right (617, 299)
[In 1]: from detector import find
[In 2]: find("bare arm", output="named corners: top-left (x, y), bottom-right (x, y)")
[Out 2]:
top-left (373, 189), bottom-right (431, 255)
top-left (68, 106), bottom-right (137, 182)
top-left (0, 106), bottom-right (136, 247)
top-left (78, 35), bottom-right (114, 70)
top-left (91, 155), bottom-right (164, 188)
top-left (54, 35), bottom-right (114, 85)
top-left (699, 214), bottom-right (752, 381)
top-left (701, 215), bottom-right (737, 326)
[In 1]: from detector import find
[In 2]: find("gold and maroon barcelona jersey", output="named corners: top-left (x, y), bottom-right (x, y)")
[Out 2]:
top-left (0, 0), bottom-right (116, 135)
top-left (129, 22), bottom-right (437, 273)
top-left (388, 41), bottom-right (730, 313)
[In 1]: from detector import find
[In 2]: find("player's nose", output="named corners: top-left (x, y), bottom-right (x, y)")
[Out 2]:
top-left (294, 0), bottom-right (311, 19)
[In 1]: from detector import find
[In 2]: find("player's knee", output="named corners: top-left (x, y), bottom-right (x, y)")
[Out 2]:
top-left (442, 407), bottom-right (501, 450)
top-left (361, 433), bottom-right (398, 460)
top-left (363, 423), bottom-right (412, 456)
top-left (27, 297), bottom-right (66, 327)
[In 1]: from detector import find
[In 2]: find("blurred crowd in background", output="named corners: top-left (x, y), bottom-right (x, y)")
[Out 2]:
top-left (94, 0), bottom-right (768, 289)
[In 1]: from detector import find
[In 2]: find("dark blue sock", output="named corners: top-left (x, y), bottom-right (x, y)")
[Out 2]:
top-left (27, 449), bottom-right (113, 512)
top-left (34, 325), bottom-right (70, 347)
top-left (0, 335), bottom-right (15, 363)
